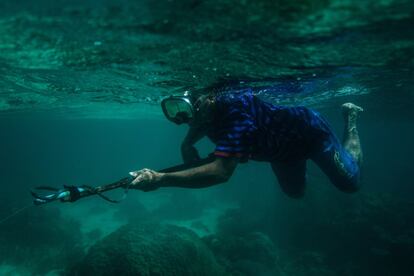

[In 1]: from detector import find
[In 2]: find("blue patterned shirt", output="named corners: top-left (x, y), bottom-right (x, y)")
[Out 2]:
top-left (207, 88), bottom-right (332, 162)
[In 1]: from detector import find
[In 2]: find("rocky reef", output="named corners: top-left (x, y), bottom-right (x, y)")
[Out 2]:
top-left (217, 192), bottom-right (414, 276)
top-left (2, 190), bottom-right (414, 275)
top-left (0, 205), bottom-right (84, 274)
top-left (69, 222), bottom-right (224, 275)
top-left (204, 231), bottom-right (283, 276)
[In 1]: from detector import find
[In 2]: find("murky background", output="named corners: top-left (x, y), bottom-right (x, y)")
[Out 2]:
top-left (0, 0), bottom-right (413, 275)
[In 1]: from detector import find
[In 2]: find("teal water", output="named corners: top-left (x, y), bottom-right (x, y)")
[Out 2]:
top-left (1, 0), bottom-right (414, 275)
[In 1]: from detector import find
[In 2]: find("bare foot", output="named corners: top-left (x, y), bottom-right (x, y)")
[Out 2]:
top-left (342, 102), bottom-right (363, 132)
top-left (342, 103), bottom-right (364, 113)
top-left (342, 102), bottom-right (364, 115)
top-left (341, 103), bottom-right (364, 165)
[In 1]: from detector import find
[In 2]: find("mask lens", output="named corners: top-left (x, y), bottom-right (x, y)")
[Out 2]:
top-left (162, 97), bottom-right (193, 123)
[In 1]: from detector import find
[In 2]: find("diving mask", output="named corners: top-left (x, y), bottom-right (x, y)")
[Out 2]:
top-left (161, 95), bottom-right (195, 124)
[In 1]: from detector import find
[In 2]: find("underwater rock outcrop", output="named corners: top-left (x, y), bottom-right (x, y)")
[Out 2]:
top-left (203, 209), bottom-right (283, 276)
top-left (204, 231), bottom-right (282, 276)
top-left (319, 193), bottom-right (414, 276)
top-left (0, 206), bottom-right (84, 274)
top-left (69, 222), bottom-right (224, 276)
top-left (209, 192), bottom-right (414, 276)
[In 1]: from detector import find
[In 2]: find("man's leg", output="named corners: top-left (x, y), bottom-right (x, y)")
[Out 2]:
top-left (271, 160), bottom-right (307, 198)
top-left (310, 103), bottom-right (363, 193)
top-left (342, 103), bottom-right (363, 166)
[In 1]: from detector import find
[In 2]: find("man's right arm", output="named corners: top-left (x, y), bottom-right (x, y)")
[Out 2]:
top-left (181, 126), bottom-right (206, 164)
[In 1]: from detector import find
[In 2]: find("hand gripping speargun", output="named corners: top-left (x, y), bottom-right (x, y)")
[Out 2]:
top-left (31, 156), bottom-right (215, 206)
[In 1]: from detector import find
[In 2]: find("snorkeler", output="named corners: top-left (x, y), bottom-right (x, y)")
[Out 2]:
top-left (130, 88), bottom-right (363, 198)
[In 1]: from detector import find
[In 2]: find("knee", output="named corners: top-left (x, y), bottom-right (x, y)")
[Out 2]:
top-left (332, 155), bottom-right (361, 193)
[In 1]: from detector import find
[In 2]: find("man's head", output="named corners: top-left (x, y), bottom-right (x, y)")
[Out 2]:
top-left (161, 94), bottom-right (194, 125)
top-left (161, 92), bottom-right (215, 126)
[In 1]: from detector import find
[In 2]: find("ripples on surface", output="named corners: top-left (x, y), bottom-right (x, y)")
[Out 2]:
top-left (0, 0), bottom-right (413, 118)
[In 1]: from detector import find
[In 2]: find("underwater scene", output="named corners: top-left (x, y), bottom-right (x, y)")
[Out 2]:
top-left (1, 0), bottom-right (414, 275)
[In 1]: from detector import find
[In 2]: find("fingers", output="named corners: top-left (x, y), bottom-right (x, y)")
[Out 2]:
top-left (129, 168), bottom-right (150, 177)
top-left (132, 173), bottom-right (148, 185)
top-left (128, 169), bottom-right (160, 192)
top-left (129, 168), bottom-right (155, 185)
top-left (131, 175), bottom-right (143, 185)
top-left (129, 171), bottom-right (138, 177)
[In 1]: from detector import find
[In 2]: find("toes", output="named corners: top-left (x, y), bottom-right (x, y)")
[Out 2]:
top-left (342, 103), bottom-right (364, 112)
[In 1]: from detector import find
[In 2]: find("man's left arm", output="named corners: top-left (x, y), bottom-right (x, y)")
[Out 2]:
top-left (130, 157), bottom-right (238, 191)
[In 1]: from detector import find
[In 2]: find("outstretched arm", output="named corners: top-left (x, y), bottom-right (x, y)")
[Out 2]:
top-left (130, 157), bottom-right (238, 191)
top-left (161, 157), bottom-right (238, 188)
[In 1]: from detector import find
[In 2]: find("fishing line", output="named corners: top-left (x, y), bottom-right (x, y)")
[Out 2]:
top-left (0, 204), bottom-right (33, 225)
